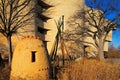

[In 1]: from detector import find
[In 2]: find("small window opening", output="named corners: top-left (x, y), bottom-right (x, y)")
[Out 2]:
top-left (31, 51), bottom-right (36, 62)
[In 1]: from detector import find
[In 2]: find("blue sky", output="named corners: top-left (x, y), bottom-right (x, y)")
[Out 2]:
top-left (109, 29), bottom-right (120, 48)
top-left (85, 0), bottom-right (120, 48)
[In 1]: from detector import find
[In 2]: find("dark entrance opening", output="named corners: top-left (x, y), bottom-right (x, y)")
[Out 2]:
top-left (31, 51), bottom-right (36, 62)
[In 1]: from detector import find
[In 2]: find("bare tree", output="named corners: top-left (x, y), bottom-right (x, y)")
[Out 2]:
top-left (0, 0), bottom-right (34, 63)
top-left (66, 7), bottom-right (117, 61)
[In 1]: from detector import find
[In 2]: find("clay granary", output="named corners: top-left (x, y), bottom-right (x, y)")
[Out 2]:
top-left (10, 36), bottom-right (50, 80)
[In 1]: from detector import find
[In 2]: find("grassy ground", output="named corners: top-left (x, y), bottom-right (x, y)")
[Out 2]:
top-left (0, 64), bottom-right (10, 80)
top-left (0, 59), bottom-right (120, 80)
top-left (56, 59), bottom-right (120, 80)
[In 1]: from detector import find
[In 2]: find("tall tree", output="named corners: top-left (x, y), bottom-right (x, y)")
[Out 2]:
top-left (0, 0), bottom-right (34, 63)
top-left (67, 7), bottom-right (117, 61)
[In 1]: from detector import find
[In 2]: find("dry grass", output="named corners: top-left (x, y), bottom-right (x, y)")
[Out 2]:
top-left (0, 64), bottom-right (10, 80)
top-left (0, 59), bottom-right (120, 80)
top-left (57, 59), bottom-right (120, 80)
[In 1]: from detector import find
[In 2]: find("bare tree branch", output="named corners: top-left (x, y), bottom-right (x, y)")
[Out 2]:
top-left (67, 6), bottom-right (117, 61)
top-left (0, 0), bottom-right (34, 63)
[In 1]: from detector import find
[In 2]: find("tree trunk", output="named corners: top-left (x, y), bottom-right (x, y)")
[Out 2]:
top-left (7, 36), bottom-right (13, 63)
top-left (98, 38), bottom-right (105, 61)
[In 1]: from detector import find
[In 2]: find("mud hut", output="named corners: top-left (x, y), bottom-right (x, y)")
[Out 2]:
top-left (10, 36), bottom-right (50, 80)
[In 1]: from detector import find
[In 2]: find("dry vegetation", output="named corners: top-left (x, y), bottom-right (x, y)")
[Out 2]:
top-left (0, 59), bottom-right (120, 80)
top-left (105, 45), bottom-right (120, 58)
top-left (0, 64), bottom-right (10, 80)
top-left (57, 59), bottom-right (120, 80)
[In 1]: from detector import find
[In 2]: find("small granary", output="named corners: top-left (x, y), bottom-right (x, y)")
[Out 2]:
top-left (10, 36), bottom-right (50, 80)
